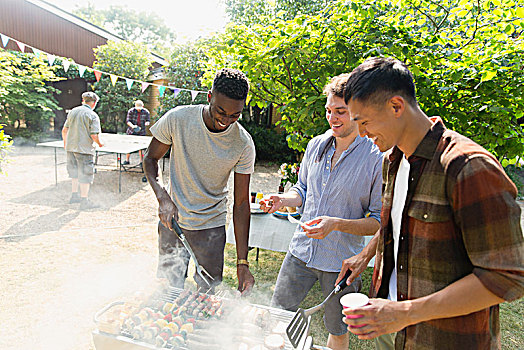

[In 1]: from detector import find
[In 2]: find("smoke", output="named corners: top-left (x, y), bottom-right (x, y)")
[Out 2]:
top-left (0, 253), bottom-right (157, 350)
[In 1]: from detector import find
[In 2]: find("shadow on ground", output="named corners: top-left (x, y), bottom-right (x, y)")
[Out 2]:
top-left (1, 208), bottom-right (81, 241)
top-left (8, 168), bottom-right (150, 209)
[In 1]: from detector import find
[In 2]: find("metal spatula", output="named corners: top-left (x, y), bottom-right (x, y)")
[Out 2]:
top-left (171, 218), bottom-right (214, 287)
top-left (286, 269), bottom-right (352, 348)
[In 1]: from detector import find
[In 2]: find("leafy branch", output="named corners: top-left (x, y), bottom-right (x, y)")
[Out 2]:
top-left (281, 57), bottom-right (294, 93)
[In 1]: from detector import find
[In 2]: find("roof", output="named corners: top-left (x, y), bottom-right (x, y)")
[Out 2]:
top-left (27, 0), bottom-right (168, 66)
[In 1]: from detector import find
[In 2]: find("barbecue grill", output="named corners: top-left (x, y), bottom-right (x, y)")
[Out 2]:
top-left (92, 287), bottom-right (330, 350)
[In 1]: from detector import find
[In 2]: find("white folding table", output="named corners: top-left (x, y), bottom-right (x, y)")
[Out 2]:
top-left (37, 133), bottom-right (152, 193)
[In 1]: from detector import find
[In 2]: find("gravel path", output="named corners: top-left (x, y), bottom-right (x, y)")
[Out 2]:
top-left (0, 145), bottom-right (281, 350)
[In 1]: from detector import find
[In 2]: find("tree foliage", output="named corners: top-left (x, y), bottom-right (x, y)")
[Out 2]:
top-left (223, 0), bottom-right (333, 25)
top-left (0, 50), bottom-right (61, 132)
top-left (73, 4), bottom-right (175, 57)
top-left (156, 40), bottom-right (210, 117)
top-left (92, 40), bottom-right (154, 133)
top-left (206, 0), bottom-right (524, 163)
top-left (0, 123), bottom-right (12, 174)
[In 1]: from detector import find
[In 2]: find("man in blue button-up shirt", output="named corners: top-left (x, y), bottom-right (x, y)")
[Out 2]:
top-left (260, 74), bottom-right (383, 350)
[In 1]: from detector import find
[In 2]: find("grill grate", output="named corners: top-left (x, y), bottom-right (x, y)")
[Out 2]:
top-left (114, 287), bottom-right (300, 350)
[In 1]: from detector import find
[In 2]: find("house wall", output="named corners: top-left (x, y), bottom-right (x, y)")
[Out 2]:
top-left (0, 0), bottom-right (108, 66)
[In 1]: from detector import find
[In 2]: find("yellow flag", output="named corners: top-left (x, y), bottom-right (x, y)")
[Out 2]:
top-left (110, 74), bottom-right (118, 86)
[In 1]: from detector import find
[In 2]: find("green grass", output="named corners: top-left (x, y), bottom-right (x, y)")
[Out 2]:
top-left (221, 244), bottom-right (523, 349)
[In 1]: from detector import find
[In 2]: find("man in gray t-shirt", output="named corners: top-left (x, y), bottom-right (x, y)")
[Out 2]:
top-left (62, 91), bottom-right (104, 210)
top-left (144, 69), bottom-right (256, 293)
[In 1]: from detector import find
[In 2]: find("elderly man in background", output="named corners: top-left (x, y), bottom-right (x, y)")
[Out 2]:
top-left (124, 99), bottom-right (150, 165)
top-left (62, 91), bottom-right (104, 210)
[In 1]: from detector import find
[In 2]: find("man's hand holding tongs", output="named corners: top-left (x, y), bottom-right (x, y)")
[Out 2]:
top-left (237, 263), bottom-right (255, 296)
top-left (158, 192), bottom-right (178, 230)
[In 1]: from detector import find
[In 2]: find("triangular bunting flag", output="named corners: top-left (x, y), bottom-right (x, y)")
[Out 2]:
top-left (141, 82), bottom-right (150, 93)
top-left (62, 60), bottom-right (71, 72)
top-left (110, 74), bottom-right (118, 86)
top-left (158, 86), bottom-right (166, 97)
top-left (191, 90), bottom-right (200, 102)
top-left (94, 70), bottom-right (102, 82)
top-left (32, 48), bottom-right (41, 58)
top-left (125, 78), bottom-right (134, 90)
top-left (78, 65), bottom-right (87, 77)
top-left (172, 88), bottom-right (181, 98)
top-left (47, 53), bottom-right (56, 66)
top-left (16, 41), bottom-right (25, 52)
top-left (0, 34), bottom-right (9, 47)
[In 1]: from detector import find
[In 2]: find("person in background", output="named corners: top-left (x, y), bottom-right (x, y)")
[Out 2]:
top-left (337, 57), bottom-right (524, 349)
top-left (124, 99), bottom-right (150, 165)
top-left (62, 91), bottom-right (104, 210)
top-left (260, 74), bottom-right (383, 350)
top-left (143, 68), bottom-right (256, 294)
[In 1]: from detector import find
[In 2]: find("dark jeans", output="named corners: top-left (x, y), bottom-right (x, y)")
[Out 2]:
top-left (157, 221), bottom-right (225, 291)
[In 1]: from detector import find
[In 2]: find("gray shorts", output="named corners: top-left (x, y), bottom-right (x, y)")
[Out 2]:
top-left (66, 152), bottom-right (95, 184)
top-left (157, 222), bottom-right (226, 290)
top-left (271, 252), bottom-right (362, 336)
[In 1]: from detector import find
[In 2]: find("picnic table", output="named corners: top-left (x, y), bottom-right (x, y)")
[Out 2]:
top-left (37, 133), bottom-right (152, 193)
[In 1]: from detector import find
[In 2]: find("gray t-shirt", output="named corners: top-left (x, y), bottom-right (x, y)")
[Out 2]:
top-left (150, 105), bottom-right (256, 230)
top-left (63, 104), bottom-right (101, 155)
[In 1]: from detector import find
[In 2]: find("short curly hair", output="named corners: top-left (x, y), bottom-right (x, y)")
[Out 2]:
top-left (212, 68), bottom-right (250, 100)
top-left (323, 73), bottom-right (351, 98)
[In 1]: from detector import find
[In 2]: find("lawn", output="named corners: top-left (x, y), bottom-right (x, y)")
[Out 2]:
top-left (221, 244), bottom-right (523, 349)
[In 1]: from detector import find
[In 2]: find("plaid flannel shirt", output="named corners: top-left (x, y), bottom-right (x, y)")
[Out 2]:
top-left (126, 107), bottom-right (150, 135)
top-left (371, 117), bottom-right (524, 349)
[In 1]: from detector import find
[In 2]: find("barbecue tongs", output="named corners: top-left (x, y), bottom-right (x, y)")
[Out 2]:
top-left (171, 217), bottom-right (214, 287)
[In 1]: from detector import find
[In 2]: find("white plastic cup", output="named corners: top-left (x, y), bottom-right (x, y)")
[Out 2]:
top-left (340, 293), bottom-right (369, 327)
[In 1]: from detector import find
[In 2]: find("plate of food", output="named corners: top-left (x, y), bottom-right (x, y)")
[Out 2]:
top-left (272, 206), bottom-right (300, 219)
top-left (250, 203), bottom-right (266, 214)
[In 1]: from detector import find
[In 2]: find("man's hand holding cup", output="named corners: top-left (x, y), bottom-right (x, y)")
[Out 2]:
top-left (341, 293), bottom-right (370, 332)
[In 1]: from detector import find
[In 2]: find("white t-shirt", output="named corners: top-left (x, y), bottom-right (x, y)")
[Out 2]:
top-left (150, 105), bottom-right (256, 230)
top-left (388, 155), bottom-right (410, 302)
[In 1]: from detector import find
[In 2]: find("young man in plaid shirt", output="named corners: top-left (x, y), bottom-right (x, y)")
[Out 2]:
top-left (336, 57), bottom-right (523, 349)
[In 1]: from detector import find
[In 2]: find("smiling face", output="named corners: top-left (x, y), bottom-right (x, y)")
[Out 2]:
top-left (204, 91), bottom-right (245, 132)
top-left (348, 98), bottom-right (402, 152)
top-left (325, 93), bottom-right (356, 139)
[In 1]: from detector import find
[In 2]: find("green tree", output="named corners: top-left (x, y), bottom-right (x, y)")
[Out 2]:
top-left (73, 2), bottom-right (105, 27)
top-left (73, 4), bottom-right (175, 56)
top-left (92, 40), bottom-right (154, 133)
top-left (0, 50), bottom-right (61, 133)
top-left (156, 40), bottom-right (210, 117)
top-left (205, 0), bottom-right (524, 163)
top-left (0, 123), bottom-right (12, 174)
top-left (223, 0), bottom-right (333, 25)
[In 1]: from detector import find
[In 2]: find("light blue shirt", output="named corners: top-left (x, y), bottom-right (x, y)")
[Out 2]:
top-left (288, 130), bottom-right (383, 272)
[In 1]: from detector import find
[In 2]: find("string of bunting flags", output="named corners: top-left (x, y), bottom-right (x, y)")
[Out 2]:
top-left (0, 32), bottom-right (206, 101)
